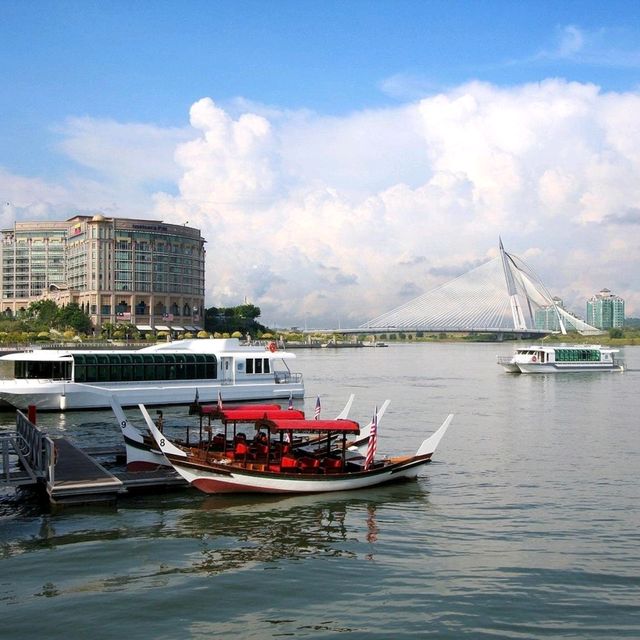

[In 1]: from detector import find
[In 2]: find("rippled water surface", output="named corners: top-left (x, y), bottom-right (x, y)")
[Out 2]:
top-left (1, 343), bottom-right (639, 639)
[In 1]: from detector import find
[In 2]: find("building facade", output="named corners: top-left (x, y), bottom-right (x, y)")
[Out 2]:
top-left (1, 215), bottom-right (206, 332)
top-left (586, 288), bottom-right (625, 329)
top-left (534, 297), bottom-right (565, 332)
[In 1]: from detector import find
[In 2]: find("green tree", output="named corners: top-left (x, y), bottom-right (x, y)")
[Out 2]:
top-left (204, 304), bottom-right (267, 335)
top-left (26, 300), bottom-right (58, 329)
top-left (56, 303), bottom-right (92, 334)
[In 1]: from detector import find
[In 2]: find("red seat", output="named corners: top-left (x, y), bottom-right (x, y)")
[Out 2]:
top-left (233, 441), bottom-right (254, 460)
top-left (298, 457), bottom-right (321, 473)
top-left (322, 457), bottom-right (342, 473)
top-left (280, 456), bottom-right (298, 470)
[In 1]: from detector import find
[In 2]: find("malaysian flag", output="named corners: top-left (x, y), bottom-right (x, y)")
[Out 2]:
top-left (365, 407), bottom-right (378, 470)
top-left (314, 396), bottom-right (321, 420)
top-left (217, 391), bottom-right (223, 411)
top-left (288, 392), bottom-right (293, 410)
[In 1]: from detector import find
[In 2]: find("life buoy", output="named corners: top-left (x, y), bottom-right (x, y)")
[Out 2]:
top-left (268, 342), bottom-right (277, 353)
top-left (531, 355), bottom-right (537, 363)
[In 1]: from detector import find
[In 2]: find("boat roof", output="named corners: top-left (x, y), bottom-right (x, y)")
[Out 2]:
top-left (0, 338), bottom-right (296, 361)
top-left (199, 403), bottom-right (282, 415)
top-left (0, 350), bottom-right (74, 361)
top-left (257, 417), bottom-right (361, 434)
top-left (516, 344), bottom-right (617, 352)
top-left (219, 408), bottom-right (306, 423)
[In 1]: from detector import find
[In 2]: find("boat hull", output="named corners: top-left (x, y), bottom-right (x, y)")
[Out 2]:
top-left (168, 455), bottom-right (431, 494)
top-left (123, 433), bottom-right (166, 471)
top-left (0, 379), bottom-right (304, 411)
top-left (497, 359), bottom-right (521, 373)
top-left (515, 363), bottom-right (623, 374)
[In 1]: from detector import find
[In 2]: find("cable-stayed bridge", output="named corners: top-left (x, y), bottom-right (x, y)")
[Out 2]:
top-left (358, 240), bottom-right (601, 336)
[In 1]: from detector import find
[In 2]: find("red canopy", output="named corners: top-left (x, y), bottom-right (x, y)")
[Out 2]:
top-left (220, 408), bottom-right (306, 423)
top-left (199, 403), bottom-right (282, 416)
top-left (257, 418), bottom-right (361, 434)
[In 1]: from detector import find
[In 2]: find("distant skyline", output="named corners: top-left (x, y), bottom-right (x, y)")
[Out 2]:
top-left (1, 0), bottom-right (640, 326)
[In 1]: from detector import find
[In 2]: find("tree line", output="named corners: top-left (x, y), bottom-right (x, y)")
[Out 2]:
top-left (0, 300), bottom-right (268, 340)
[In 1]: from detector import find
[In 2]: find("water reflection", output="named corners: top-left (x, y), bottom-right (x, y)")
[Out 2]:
top-left (1, 482), bottom-right (429, 575)
top-left (174, 482), bottom-right (428, 572)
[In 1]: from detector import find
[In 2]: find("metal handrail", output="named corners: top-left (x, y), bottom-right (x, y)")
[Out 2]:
top-left (16, 411), bottom-right (47, 478)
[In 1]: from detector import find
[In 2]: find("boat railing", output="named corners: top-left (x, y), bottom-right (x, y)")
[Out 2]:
top-left (496, 356), bottom-right (514, 365)
top-left (274, 371), bottom-right (303, 384)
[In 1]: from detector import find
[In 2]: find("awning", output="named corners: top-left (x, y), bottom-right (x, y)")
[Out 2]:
top-left (219, 408), bottom-right (305, 424)
top-left (257, 418), bottom-right (361, 434)
top-left (184, 325), bottom-right (197, 331)
top-left (136, 325), bottom-right (153, 331)
top-left (171, 325), bottom-right (185, 331)
top-left (154, 325), bottom-right (170, 331)
top-left (200, 403), bottom-right (282, 416)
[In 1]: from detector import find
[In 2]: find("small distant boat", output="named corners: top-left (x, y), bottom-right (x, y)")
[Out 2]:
top-left (362, 340), bottom-right (388, 347)
top-left (497, 344), bottom-right (624, 374)
top-left (141, 403), bottom-right (453, 495)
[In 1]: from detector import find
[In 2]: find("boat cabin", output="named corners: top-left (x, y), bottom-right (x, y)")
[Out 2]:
top-left (515, 345), bottom-right (611, 364)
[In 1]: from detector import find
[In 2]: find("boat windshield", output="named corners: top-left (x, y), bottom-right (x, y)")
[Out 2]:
top-left (14, 359), bottom-right (72, 381)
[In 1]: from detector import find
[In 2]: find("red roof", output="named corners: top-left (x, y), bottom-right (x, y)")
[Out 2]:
top-left (219, 408), bottom-right (306, 423)
top-left (199, 403), bottom-right (282, 416)
top-left (257, 418), bottom-right (361, 434)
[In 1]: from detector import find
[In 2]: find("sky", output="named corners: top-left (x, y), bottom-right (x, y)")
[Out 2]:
top-left (1, 0), bottom-right (640, 328)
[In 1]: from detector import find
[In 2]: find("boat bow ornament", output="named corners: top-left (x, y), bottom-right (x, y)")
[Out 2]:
top-left (360, 240), bottom-right (601, 336)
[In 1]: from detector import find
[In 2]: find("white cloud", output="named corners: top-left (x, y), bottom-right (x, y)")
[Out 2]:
top-left (536, 25), bottom-right (640, 68)
top-left (4, 79), bottom-right (640, 323)
top-left (378, 72), bottom-right (440, 100)
top-left (56, 116), bottom-right (192, 185)
top-left (558, 25), bottom-right (585, 58)
top-left (0, 169), bottom-right (70, 226)
top-left (156, 82), bottom-right (640, 323)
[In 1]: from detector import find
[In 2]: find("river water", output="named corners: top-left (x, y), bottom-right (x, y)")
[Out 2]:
top-left (1, 342), bottom-right (639, 639)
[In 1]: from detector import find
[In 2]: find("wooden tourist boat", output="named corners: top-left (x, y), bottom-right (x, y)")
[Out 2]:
top-left (0, 338), bottom-right (303, 411)
top-left (140, 403), bottom-right (453, 494)
top-left (113, 394), bottom-right (367, 471)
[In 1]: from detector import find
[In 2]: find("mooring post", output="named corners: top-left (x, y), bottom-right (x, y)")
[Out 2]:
top-left (28, 405), bottom-right (37, 425)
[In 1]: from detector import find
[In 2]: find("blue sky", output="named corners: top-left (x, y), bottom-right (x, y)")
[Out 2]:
top-left (1, 0), bottom-right (640, 325)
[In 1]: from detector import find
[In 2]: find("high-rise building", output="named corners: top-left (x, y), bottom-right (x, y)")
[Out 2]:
top-left (1, 215), bottom-right (206, 332)
top-left (534, 297), bottom-right (565, 331)
top-left (586, 288), bottom-right (625, 329)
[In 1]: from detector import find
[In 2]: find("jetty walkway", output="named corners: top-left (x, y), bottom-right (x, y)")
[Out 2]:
top-left (0, 409), bottom-right (185, 507)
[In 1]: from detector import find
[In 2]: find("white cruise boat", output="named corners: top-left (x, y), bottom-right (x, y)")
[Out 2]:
top-left (497, 344), bottom-right (624, 374)
top-left (0, 339), bottom-right (304, 411)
